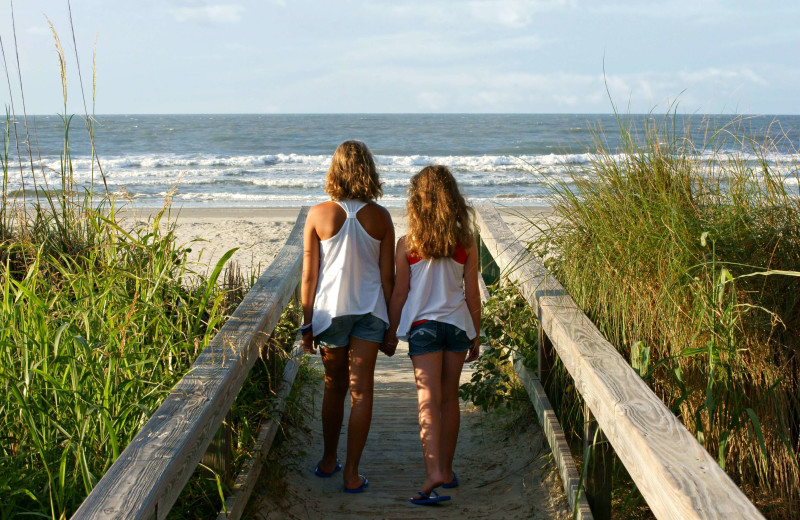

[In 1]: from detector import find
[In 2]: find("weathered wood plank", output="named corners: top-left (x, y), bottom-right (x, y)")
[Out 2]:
top-left (72, 207), bottom-right (309, 520)
top-left (510, 351), bottom-right (594, 520)
top-left (475, 205), bottom-right (764, 520)
top-left (583, 404), bottom-right (612, 519)
top-left (217, 342), bottom-right (303, 520)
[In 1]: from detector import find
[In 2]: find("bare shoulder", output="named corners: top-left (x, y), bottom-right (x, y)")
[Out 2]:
top-left (308, 201), bottom-right (341, 225)
top-left (396, 235), bottom-right (407, 253)
top-left (309, 200), bottom-right (339, 218)
top-left (464, 239), bottom-right (478, 256)
top-left (356, 202), bottom-right (393, 240)
top-left (364, 201), bottom-right (393, 224)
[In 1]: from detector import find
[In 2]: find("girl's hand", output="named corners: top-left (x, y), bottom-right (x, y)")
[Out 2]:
top-left (380, 330), bottom-right (398, 357)
top-left (465, 337), bottom-right (480, 363)
top-left (301, 331), bottom-right (317, 354)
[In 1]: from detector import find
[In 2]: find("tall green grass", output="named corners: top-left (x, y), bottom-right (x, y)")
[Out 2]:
top-left (530, 112), bottom-right (800, 517)
top-left (0, 15), bottom-right (298, 518)
top-left (0, 200), bottom-right (235, 517)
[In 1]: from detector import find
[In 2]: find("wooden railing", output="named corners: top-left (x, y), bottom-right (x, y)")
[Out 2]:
top-left (474, 205), bottom-right (764, 519)
top-left (72, 208), bottom-right (309, 519)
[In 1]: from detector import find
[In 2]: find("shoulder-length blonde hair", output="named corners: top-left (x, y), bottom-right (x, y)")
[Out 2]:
top-left (405, 165), bottom-right (474, 259)
top-left (325, 140), bottom-right (383, 201)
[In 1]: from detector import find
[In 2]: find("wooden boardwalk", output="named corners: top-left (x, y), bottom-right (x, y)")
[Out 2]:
top-left (247, 342), bottom-right (572, 519)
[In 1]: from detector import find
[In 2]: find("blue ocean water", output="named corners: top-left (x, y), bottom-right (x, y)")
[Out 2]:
top-left (6, 114), bottom-right (800, 207)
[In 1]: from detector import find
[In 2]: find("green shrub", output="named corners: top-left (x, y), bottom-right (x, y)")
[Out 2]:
top-left (460, 284), bottom-right (538, 411)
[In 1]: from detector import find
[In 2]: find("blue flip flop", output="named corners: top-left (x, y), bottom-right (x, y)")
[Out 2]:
top-left (344, 475), bottom-right (369, 493)
top-left (410, 489), bottom-right (451, 505)
top-left (442, 471), bottom-right (459, 489)
top-left (314, 459), bottom-right (342, 478)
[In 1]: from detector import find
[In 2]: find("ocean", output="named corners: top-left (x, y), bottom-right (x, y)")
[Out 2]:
top-left (5, 113), bottom-right (800, 208)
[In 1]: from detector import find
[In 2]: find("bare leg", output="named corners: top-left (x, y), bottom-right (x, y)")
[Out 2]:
top-left (440, 350), bottom-right (467, 484)
top-left (411, 351), bottom-right (446, 496)
top-left (343, 336), bottom-right (379, 490)
top-left (319, 346), bottom-right (350, 473)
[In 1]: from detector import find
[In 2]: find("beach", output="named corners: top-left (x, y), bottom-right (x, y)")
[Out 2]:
top-left (129, 205), bottom-right (553, 276)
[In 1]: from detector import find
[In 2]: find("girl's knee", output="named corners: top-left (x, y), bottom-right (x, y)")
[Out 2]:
top-left (325, 374), bottom-right (349, 395)
top-left (349, 379), bottom-right (374, 402)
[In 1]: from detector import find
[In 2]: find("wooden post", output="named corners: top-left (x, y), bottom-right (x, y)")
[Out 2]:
top-left (296, 282), bottom-right (303, 323)
top-left (477, 234), bottom-right (500, 287)
top-left (538, 325), bottom-right (555, 394)
top-left (583, 403), bottom-right (612, 519)
top-left (202, 411), bottom-right (233, 485)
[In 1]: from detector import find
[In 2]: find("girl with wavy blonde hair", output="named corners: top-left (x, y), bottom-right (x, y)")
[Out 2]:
top-left (301, 140), bottom-right (395, 493)
top-left (384, 165), bottom-right (481, 505)
top-left (325, 140), bottom-right (383, 202)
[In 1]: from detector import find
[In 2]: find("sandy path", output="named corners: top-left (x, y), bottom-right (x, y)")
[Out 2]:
top-left (247, 343), bottom-right (571, 519)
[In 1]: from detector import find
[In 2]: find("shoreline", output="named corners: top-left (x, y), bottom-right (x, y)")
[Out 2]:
top-left (125, 204), bottom-right (552, 218)
top-left (121, 205), bottom-right (553, 276)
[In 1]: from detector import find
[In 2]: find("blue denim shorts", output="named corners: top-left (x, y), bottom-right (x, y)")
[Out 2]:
top-left (407, 321), bottom-right (471, 357)
top-left (316, 313), bottom-right (387, 348)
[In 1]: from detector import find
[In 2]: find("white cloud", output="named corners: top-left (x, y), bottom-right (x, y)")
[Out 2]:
top-left (26, 25), bottom-right (51, 36)
top-left (466, 0), bottom-right (576, 28)
top-left (342, 65), bottom-right (779, 112)
top-left (378, 0), bottom-right (573, 29)
top-left (170, 4), bottom-right (244, 23)
top-left (678, 67), bottom-right (769, 88)
top-left (416, 92), bottom-right (449, 111)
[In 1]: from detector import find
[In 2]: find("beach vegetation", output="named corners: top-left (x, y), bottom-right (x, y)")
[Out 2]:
top-left (0, 17), bottom-right (300, 519)
top-left (527, 110), bottom-right (800, 517)
top-left (460, 284), bottom-right (536, 411)
top-left (462, 109), bottom-right (799, 518)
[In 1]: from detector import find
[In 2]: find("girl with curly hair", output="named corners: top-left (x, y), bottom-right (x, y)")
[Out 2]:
top-left (384, 165), bottom-right (481, 505)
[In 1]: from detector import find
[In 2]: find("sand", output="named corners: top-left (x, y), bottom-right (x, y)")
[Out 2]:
top-left (125, 205), bottom-right (553, 277)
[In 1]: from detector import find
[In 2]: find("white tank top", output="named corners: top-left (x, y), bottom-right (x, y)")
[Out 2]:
top-left (396, 243), bottom-right (477, 341)
top-left (312, 200), bottom-right (389, 336)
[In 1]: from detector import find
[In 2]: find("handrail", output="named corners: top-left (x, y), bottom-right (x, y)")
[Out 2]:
top-left (72, 207), bottom-right (309, 519)
top-left (474, 205), bottom-right (764, 520)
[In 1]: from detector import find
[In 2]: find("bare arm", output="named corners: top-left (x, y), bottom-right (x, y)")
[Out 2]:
top-left (463, 243), bottom-right (482, 363)
top-left (378, 207), bottom-right (395, 310)
top-left (382, 237), bottom-right (409, 356)
top-left (301, 207), bottom-right (320, 354)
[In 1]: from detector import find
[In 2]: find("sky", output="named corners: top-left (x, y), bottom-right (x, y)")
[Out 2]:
top-left (1, 0), bottom-right (799, 115)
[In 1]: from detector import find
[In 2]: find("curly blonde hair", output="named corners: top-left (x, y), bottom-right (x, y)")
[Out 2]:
top-left (325, 140), bottom-right (383, 201)
top-left (406, 165), bottom-right (474, 259)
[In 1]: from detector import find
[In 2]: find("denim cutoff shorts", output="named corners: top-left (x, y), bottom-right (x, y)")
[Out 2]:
top-left (407, 320), bottom-right (471, 357)
top-left (316, 313), bottom-right (387, 348)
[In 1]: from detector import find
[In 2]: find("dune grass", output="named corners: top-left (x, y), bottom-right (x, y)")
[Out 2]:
top-left (524, 111), bottom-right (800, 517)
top-left (0, 18), bottom-right (301, 518)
